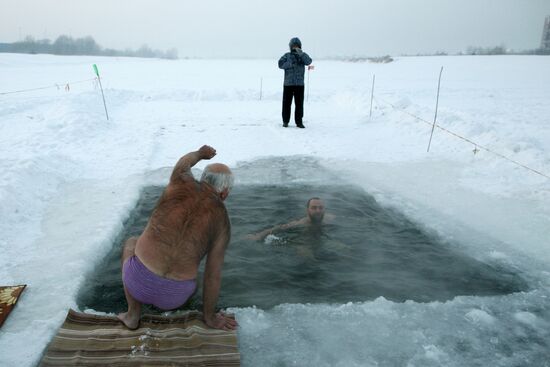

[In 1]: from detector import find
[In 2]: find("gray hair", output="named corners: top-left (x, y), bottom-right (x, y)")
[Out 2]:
top-left (200, 167), bottom-right (234, 192)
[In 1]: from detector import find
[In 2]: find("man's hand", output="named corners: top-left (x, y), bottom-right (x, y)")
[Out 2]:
top-left (294, 48), bottom-right (303, 55)
top-left (243, 233), bottom-right (263, 241)
top-left (170, 145), bottom-right (216, 183)
top-left (204, 312), bottom-right (238, 331)
top-left (198, 145), bottom-right (216, 160)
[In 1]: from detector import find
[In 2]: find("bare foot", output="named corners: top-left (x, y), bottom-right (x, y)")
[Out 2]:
top-left (117, 312), bottom-right (140, 330)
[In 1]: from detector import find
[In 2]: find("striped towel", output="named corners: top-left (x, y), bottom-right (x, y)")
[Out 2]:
top-left (0, 285), bottom-right (26, 328)
top-left (40, 309), bottom-right (240, 366)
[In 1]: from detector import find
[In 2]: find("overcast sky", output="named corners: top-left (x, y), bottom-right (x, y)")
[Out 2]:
top-left (1, 0), bottom-right (549, 58)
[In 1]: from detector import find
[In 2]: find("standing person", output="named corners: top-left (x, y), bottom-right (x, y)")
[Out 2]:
top-left (278, 37), bottom-right (313, 128)
top-left (117, 145), bottom-right (238, 331)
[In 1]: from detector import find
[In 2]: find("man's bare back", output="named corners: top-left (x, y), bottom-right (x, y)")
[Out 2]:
top-left (118, 145), bottom-right (237, 331)
top-left (135, 177), bottom-right (230, 281)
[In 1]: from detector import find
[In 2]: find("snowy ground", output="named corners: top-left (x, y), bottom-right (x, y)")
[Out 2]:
top-left (0, 53), bottom-right (549, 366)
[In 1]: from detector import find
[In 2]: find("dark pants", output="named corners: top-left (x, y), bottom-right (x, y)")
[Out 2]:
top-left (282, 85), bottom-right (305, 125)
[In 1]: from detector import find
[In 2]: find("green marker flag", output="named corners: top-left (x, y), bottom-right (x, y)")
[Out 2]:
top-left (92, 63), bottom-right (109, 120)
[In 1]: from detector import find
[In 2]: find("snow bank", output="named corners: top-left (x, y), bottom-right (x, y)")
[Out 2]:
top-left (0, 54), bottom-right (549, 366)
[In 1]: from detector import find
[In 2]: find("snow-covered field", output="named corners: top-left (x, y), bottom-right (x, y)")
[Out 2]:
top-left (1, 53), bottom-right (549, 366)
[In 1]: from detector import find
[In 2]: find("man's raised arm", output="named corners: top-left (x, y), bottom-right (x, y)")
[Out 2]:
top-left (170, 145), bottom-right (216, 184)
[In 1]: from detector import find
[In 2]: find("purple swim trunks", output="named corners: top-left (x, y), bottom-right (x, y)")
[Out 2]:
top-left (122, 255), bottom-right (197, 311)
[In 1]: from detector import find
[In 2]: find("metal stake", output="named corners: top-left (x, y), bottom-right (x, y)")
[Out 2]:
top-left (93, 64), bottom-right (109, 120)
top-left (427, 66), bottom-right (443, 152)
top-left (259, 77), bottom-right (263, 101)
top-left (369, 74), bottom-right (376, 118)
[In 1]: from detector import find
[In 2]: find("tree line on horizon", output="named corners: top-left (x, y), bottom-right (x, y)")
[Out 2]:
top-left (0, 35), bottom-right (178, 59)
top-left (1, 35), bottom-right (548, 59)
top-left (463, 45), bottom-right (549, 55)
top-left (402, 44), bottom-right (550, 57)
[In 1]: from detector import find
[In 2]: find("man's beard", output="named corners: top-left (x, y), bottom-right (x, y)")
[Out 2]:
top-left (309, 213), bottom-right (324, 225)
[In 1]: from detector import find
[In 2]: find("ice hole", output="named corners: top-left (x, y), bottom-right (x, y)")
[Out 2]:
top-left (77, 177), bottom-right (527, 312)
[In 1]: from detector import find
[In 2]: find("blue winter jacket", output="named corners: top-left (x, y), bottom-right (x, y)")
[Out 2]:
top-left (278, 50), bottom-right (312, 86)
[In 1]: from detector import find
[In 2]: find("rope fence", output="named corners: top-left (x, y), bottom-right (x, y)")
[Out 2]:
top-left (0, 78), bottom-right (98, 96)
top-left (1, 63), bottom-right (108, 119)
top-left (1, 64), bottom-right (547, 181)
top-left (373, 95), bottom-right (550, 181)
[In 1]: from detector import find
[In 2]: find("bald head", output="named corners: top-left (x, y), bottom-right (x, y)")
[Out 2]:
top-left (200, 163), bottom-right (234, 199)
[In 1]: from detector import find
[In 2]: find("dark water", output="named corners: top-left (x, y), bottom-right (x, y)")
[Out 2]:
top-left (77, 184), bottom-right (527, 313)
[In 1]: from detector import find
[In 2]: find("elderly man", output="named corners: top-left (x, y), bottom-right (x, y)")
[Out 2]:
top-left (117, 145), bottom-right (237, 331)
top-left (248, 197), bottom-right (335, 241)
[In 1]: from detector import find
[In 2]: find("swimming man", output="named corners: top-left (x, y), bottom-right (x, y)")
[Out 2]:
top-left (117, 145), bottom-right (238, 331)
top-left (247, 197), bottom-right (335, 241)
